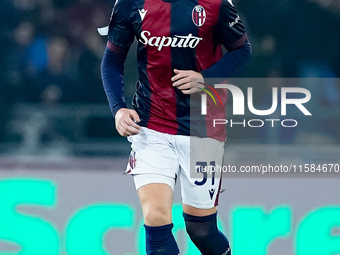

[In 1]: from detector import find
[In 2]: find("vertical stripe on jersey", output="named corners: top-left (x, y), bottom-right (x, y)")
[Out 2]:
top-left (196, 0), bottom-right (227, 141)
top-left (142, 0), bottom-right (178, 134)
top-left (133, 0), bottom-right (149, 129)
top-left (170, 0), bottom-right (199, 135)
top-left (195, 0), bottom-right (222, 71)
top-left (170, 1), bottom-right (198, 71)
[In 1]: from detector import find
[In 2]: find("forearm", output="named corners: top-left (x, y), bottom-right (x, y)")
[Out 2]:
top-left (100, 43), bottom-right (128, 117)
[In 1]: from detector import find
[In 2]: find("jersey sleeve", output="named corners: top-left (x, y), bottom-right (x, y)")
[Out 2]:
top-left (214, 0), bottom-right (247, 51)
top-left (107, 0), bottom-right (135, 51)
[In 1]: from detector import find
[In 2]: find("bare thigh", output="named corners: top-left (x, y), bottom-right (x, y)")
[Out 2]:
top-left (183, 204), bottom-right (217, 217)
top-left (137, 183), bottom-right (174, 226)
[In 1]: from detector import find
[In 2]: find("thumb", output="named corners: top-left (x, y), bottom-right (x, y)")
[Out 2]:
top-left (130, 110), bottom-right (141, 122)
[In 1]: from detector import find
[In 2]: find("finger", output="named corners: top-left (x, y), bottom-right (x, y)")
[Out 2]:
top-left (117, 126), bottom-right (134, 137)
top-left (125, 125), bottom-right (140, 135)
top-left (175, 69), bottom-right (190, 73)
top-left (117, 123), bottom-right (138, 136)
top-left (177, 82), bottom-right (191, 90)
top-left (177, 81), bottom-right (203, 90)
top-left (120, 130), bottom-right (135, 137)
top-left (130, 110), bottom-right (141, 123)
top-left (181, 89), bottom-right (193, 95)
top-left (173, 77), bottom-right (190, 87)
top-left (116, 120), bottom-right (130, 132)
top-left (171, 73), bottom-right (186, 82)
top-left (181, 87), bottom-right (201, 94)
top-left (171, 70), bottom-right (190, 82)
top-left (125, 117), bottom-right (140, 130)
top-left (173, 69), bottom-right (188, 74)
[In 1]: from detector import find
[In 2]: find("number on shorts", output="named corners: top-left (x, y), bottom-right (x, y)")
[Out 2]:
top-left (194, 161), bottom-right (216, 186)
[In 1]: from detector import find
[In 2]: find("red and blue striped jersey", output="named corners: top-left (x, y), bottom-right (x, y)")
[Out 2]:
top-left (107, 0), bottom-right (247, 140)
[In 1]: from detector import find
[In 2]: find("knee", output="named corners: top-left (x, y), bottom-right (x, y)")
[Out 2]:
top-left (143, 205), bottom-right (172, 226)
top-left (185, 221), bottom-right (208, 243)
top-left (183, 212), bottom-right (231, 255)
top-left (184, 212), bottom-right (220, 245)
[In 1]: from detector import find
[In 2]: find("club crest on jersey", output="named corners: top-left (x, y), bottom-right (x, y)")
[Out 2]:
top-left (192, 5), bottom-right (206, 27)
top-left (129, 150), bottom-right (137, 170)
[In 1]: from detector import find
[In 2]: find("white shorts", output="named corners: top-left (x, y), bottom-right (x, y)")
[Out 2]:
top-left (125, 127), bottom-right (225, 209)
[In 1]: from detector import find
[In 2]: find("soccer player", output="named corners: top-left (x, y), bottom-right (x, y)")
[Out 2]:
top-left (100, 0), bottom-right (251, 254)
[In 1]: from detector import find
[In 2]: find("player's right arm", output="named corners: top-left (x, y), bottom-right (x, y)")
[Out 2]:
top-left (100, 0), bottom-right (140, 136)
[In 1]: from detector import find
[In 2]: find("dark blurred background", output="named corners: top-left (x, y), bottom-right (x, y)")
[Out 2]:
top-left (0, 0), bottom-right (339, 158)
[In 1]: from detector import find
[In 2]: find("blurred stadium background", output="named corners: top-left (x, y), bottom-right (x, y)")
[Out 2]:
top-left (0, 0), bottom-right (340, 254)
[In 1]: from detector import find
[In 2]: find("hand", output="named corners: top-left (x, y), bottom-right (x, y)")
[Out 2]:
top-left (171, 69), bottom-right (204, 94)
top-left (115, 108), bottom-right (141, 136)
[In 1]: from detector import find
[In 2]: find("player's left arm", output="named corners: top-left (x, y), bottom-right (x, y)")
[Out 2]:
top-left (172, 0), bottom-right (251, 94)
top-left (200, 0), bottom-right (252, 79)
